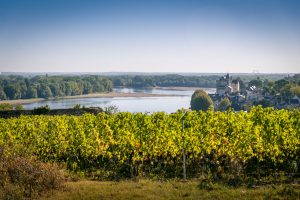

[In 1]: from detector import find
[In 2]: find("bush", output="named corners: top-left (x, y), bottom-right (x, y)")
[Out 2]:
top-left (32, 105), bottom-right (50, 115)
top-left (190, 90), bottom-right (214, 111)
top-left (104, 105), bottom-right (119, 114)
top-left (218, 98), bottom-right (231, 111)
top-left (0, 145), bottom-right (65, 199)
top-left (15, 104), bottom-right (24, 111)
top-left (73, 104), bottom-right (82, 109)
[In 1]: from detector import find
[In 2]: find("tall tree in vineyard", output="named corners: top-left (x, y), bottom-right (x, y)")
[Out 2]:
top-left (190, 89), bottom-right (214, 111)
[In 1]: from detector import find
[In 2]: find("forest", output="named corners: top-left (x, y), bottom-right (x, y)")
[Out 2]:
top-left (0, 75), bottom-right (113, 100)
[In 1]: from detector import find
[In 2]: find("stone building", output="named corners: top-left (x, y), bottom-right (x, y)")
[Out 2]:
top-left (216, 74), bottom-right (240, 96)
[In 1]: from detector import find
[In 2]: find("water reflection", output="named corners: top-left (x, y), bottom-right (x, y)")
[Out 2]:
top-left (23, 87), bottom-right (215, 113)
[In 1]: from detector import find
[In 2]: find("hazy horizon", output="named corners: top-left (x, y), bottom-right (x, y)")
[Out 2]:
top-left (1, 0), bottom-right (300, 73)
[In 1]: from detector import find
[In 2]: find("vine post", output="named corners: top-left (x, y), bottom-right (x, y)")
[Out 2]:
top-left (181, 110), bottom-right (187, 181)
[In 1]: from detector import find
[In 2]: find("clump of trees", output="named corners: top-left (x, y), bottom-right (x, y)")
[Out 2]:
top-left (190, 89), bottom-right (214, 111)
top-left (218, 97), bottom-right (231, 111)
top-left (248, 75), bottom-right (300, 97)
top-left (248, 74), bottom-right (300, 105)
top-left (0, 75), bottom-right (113, 100)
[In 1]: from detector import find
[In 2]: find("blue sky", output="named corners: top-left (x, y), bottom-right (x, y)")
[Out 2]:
top-left (0, 0), bottom-right (299, 73)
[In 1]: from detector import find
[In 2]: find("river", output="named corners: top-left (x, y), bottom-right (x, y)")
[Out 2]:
top-left (22, 87), bottom-right (216, 113)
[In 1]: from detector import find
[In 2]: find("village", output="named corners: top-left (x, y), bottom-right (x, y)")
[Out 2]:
top-left (210, 74), bottom-right (300, 111)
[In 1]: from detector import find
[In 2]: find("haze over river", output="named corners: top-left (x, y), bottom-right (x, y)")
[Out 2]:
top-left (22, 87), bottom-right (216, 113)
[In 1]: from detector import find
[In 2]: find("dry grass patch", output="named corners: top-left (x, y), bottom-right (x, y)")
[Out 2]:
top-left (41, 179), bottom-right (300, 200)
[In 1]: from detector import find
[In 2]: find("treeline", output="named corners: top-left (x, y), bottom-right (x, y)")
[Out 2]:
top-left (111, 74), bottom-right (220, 87)
top-left (0, 75), bottom-right (112, 100)
top-left (111, 74), bottom-right (287, 88)
top-left (0, 73), bottom-right (295, 100)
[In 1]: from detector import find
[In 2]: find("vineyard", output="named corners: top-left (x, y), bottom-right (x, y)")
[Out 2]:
top-left (0, 106), bottom-right (299, 181)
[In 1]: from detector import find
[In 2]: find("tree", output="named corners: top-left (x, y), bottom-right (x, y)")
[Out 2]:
top-left (262, 80), bottom-right (275, 95)
top-left (290, 85), bottom-right (300, 97)
top-left (4, 84), bottom-right (22, 99)
top-left (83, 82), bottom-right (93, 94)
top-left (15, 104), bottom-right (24, 110)
top-left (0, 86), bottom-right (7, 100)
top-left (190, 89), bottom-right (214, 111)
top-left (274, 79), bottom-right (289, 92)
top-left (49, 83), bottom-right (63, 97)
top-left (19, 81), bottom-right (28, 99)
top-left (248, 77), bottom-right (263, 89)
top-left (26, 86), bottom-right (38, 98)
top-left (254, 99), bottom-right (272, 108)
top-left (38, 84), bottom-right (53, 99)
top-left (218, 97), bottom-right (231, 111)
top-left (104, 105), bottom-right (119, 114)
top-left (73, 104), bottom-right (82, 109)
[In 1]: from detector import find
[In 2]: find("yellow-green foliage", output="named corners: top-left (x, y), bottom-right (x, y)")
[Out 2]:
top-left (0, 103), bottom-right (13, 110)
top-left (0, 107), bottom-right (299, 173)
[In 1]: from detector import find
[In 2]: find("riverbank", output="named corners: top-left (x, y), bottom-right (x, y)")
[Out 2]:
top-left (62, 92), bottom-right (183, 99)
top-left (0, 92), bottom-right (184, 105)
top-left (0, 98), bottom-right (45, 105)
top-left (150, 86), bottom-right (207, 91)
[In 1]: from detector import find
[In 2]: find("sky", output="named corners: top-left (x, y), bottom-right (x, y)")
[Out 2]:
top-left (0, 0), bottom-right (300, 73)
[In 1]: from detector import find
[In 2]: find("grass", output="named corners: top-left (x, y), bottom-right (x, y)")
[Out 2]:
top-left (41, 179), bottom-right (300, 200)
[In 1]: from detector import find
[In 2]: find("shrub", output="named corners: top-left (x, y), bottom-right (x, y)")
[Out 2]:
top-left (32, 105), bottom-right (50, 115)
top-left (218, 98), bottom-right (231, 111)
top-left (73, 104), bottom-right (82, 109)
top-left (0, 145), bottom-right (65, 199)
top-left (0, 103), bottom-right (13, 111)
top-left (15, 104), bottom-right (24, 111)
top-left (104, 105), bottom-right (119, 114)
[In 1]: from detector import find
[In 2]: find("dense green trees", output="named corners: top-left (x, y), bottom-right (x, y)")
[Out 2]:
top-left (0, 75), bottom-right (112, 100)
top-left (4, 84), bottom-right (22, 99)
top-left (248, 77), bottom-right (263, 89)
top-left (259, 74), bottom-right (300, 104)
top-left (111, 74), bottom-right (220, 88)
top-left (218, 97), bottom-right (231, 111)
top-left (26, 86), bottom-right (38, 98)
top-left (111, 74), bottom-right (285, 92)
top-left (190, 89), bottom-right (214, 111)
